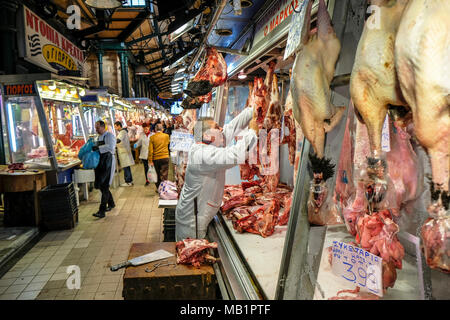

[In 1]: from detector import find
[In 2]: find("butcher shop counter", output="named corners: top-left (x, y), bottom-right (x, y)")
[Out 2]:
top-left (122, 242), bottom-right (217, 300)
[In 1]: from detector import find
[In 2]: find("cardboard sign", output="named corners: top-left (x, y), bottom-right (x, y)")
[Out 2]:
top-left (331, 241), bottom-right (383, 297)
top-left (284, 0), bottom-right (309, 60)
top-left (170, 130), bottom-right (194, 152)
top-left (20, 5), bottom-right (84, 74)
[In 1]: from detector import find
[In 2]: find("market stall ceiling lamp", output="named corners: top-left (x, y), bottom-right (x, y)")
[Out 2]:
top-left (135, 64), bottom-right (151, 76)
top-left (238, 70), bottom-right (247, 79)
top-left (84, 0), bottom-right (123, 9)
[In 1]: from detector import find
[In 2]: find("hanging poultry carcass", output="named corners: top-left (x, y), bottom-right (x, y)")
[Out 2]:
top-left (290, 0), bottom-right (345, 221)
top-left (290, 0), bottom-right (345, 163)
top-left (350, 0), bottom-right (409, 203)
top-left (394, 0), bottom-right (450, 273)
top-left (184, 47), bottom-right (228, 98)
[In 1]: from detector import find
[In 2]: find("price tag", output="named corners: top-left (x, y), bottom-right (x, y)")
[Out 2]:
top-left (381, 115), bottom-right (390, 152)
top-left (170, 130), bottom-right (194, 152)
top-left (284, 0), bottom-right (309, 60)
top-left (331, 241), bottom-right (383, 297)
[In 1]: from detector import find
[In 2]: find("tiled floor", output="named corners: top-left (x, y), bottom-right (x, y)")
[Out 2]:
top-left (0, 164), bottom-right (165, 300)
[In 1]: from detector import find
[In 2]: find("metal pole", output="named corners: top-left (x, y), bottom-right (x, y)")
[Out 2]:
top-left (194, 197), bottom-right (198, 239)
top-left (187, 0), bottom-right (228, 72)
top-left (98, 50), bottom-right (104, 87)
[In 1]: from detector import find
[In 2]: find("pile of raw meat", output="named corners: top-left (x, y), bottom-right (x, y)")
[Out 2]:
top-left (221, 181), bottom-right (293, 238)
top-left (182, 47), bottom-right (227, 109)
top-left (175, 238), bottom-right (218, 268)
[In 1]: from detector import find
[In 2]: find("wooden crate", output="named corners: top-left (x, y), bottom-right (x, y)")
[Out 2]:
top-left (122, 242), bottom-right (217, 300)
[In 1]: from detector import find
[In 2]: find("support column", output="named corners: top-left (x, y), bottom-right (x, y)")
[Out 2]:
top-left (98, 50), bottom-right (104, 87)
top-left (119, 52), bottom-right (129, 97)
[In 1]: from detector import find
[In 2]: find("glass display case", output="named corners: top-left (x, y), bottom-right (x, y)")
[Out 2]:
top-left (81, 91), bottom-right (115, 137)
top-left (0, 74), bottom-right (88, 174)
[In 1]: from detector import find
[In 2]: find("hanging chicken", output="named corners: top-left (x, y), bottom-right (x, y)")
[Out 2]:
top-left (350, 0), bottom-right (409, 202)
top-left (290, 0), bottom-right (344, 223)
top-left (394, 0), bottom-right (450, 273)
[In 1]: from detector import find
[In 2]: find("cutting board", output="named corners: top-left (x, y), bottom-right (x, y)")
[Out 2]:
top-left (122, 242), bottom-right (217, 300)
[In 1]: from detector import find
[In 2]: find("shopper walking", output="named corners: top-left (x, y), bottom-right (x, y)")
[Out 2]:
top-left (134, 123), bottom-right (153, 186)
top-left (92, 120), bottom-right (116, 218)
top-left (127, 120), bottom-right (139, 163)
top-left (148, 123), bottom-right (170, 190)
top-left (114, 121), bottom-right (135, 186)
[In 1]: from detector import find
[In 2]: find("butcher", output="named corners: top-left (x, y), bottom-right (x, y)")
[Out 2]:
top-left (176, 105), bottom-right (259, 241)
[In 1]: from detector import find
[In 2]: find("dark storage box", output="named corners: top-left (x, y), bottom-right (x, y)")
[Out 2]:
top-left (38, 183), bottom-right (78, 230)
top-left (122, 242), bottom-right (217, 300)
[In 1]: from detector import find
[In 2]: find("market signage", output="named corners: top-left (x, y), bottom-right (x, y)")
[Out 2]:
top-left (170, 130), bottom-right (194, 152)
top-left (254, 0), bottom-right (301, 45)
top-left (284, 0), bottom-right (309, 60)
top-left (331, 241), bottom-right (383, 297)
top-left (3, 84), bottom-right (36, 96)
top-left (20, 5), bottom-right (84, 74)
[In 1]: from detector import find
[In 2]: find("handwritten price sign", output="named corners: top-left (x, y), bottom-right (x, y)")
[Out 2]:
top-left (331, 241), bottom-right (383, 297)
top-left (170, 130), bottom-right (194, 152)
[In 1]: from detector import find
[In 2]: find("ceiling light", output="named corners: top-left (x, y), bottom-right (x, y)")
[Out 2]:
top-left (79, 88), bottom-right (86, 96)
top-left (169, 18), bottom-right (196, 42)
top-left (85, 0), bottom-right (122, 9)
top-left (215, 28), bottom-right (233, 36)
top-left (173, 74), bottom-right (185, 82)
top-left (48, 81), bottom-right (56, 90)
top-left (238, 70), bottom-right (247, 79)
top-left (135, 63), bottom-right (150, 76)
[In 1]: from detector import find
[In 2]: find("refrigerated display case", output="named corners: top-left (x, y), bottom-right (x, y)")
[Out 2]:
top-left (0, 74), bottom-right (88, 183)
top-left (80, 90), bottom-right (115, 137)
top-left (204, 0), bottom-right (442, 301)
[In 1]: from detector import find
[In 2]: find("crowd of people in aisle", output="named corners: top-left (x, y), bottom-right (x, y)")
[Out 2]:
top-left (92, 117), bottom-right (173, 218)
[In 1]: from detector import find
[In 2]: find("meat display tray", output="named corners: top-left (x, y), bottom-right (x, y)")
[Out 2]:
top-left (122, 242), bottom-right (217, 300)
top-left (312, 224), bottom-right (424, 300)
top-left (222, 217), bottom-right (288, 299)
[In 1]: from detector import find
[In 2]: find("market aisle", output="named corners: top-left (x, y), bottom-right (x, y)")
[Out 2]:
top-left (0, 164), bottom-right (165, 300)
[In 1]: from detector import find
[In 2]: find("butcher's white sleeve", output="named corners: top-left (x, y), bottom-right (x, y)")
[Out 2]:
top-left (190, 129), bottom-right (258, 173)
top-left (223, 105), bottom-right (254, 144)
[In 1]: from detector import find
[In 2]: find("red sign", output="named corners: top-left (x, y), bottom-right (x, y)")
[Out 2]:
top-left (4, 84), bottom-right (36, 96)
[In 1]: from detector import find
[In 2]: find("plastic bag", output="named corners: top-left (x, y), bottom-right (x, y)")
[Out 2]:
top-left (78, 138), bottom-right (100, 169)
top-left (158, 180), bottom-right (178, 200)
top-left (147, 165), bottom-right (158, 183)
top-left (421, 214), bottom-right (449, 273)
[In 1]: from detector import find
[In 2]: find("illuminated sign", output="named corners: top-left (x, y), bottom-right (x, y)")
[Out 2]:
top-left (3, 84), bottom-right (36, 96)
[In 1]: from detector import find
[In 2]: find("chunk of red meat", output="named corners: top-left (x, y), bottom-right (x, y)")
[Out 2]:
top-left (175, 238), bottom-right (218, 268)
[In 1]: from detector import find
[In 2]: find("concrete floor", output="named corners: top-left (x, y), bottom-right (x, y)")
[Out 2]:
top-left (0, 164), bottom-right (166, 300)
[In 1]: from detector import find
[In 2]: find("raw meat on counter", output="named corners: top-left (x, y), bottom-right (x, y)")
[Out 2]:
top-left (175, 238), bottom-right (218, 268)
top-left (222, 183), bottom-right (293, 236)
top-left (27, 146), bottom-right (48, 159)
top-left (233, 200), bottom-right (280, 238)
top-left (185, 47), bottom-right (227, 98)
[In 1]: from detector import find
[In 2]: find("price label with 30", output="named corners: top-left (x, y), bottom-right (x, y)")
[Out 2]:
top-left (331, 241), bottom-right (383, 297)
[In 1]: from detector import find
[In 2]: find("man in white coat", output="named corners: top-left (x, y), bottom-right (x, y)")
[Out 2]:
top-left (175, 105), bottom-right (259, 240)
top-left (114, 121), bottom-right (135, 186)
top-left (134, 123), bottom-right (154, 186)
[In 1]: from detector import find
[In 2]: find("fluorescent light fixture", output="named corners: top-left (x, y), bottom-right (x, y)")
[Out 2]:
top-left (85, 0), bottom-right (122, 9)
top-left (238, 70), bottom-right (247, 79)
top-left (173, 74), bottom-right (185, 82)
top-left (163, 49), bottom-right (196, 73)
top-left (169, 16), bottom-right (198, 42)
top-left (135, 63), bottom-right (151, 76)
top-left (177, 67), bottom-right (186, 73)
top-left (7, 103), bottom-right (17, 153)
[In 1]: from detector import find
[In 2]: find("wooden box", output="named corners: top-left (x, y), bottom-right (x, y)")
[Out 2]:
top-left (122, 242), bottom-right (217, 300)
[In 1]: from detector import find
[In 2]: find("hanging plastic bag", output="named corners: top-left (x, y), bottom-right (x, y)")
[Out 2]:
top-left (78, 138), bottom-right (100, 169)
top-left (421, 211), bottom-right (449, 273)
top-left (158, 180), bottom-right (178, 200)
top-left (147, 164), bottom-right (158, 183)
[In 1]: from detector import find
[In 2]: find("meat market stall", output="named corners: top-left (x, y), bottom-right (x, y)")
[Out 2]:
top-left (80, 89), bottom-right (115, 137)
top-left (0, 73), bottom-right (89, 185)
top-left (203, 0), bottom-right (446, 300)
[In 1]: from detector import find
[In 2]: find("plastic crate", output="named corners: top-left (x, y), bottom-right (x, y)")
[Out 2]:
top-left (38, 183), bottom-right (78, 226)
top-left (42, 211), bottom-right (78, 231)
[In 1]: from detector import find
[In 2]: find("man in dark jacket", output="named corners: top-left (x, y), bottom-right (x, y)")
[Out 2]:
top-left (92, 120), bottom-right (117, 218)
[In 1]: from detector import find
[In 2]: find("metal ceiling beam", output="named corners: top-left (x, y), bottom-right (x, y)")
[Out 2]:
top-left (148, 0), bottom-right (168, 64)
top-left (118, 9), bottom-right (151, 42)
